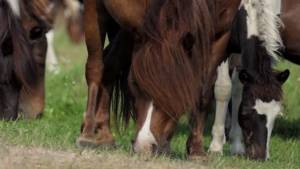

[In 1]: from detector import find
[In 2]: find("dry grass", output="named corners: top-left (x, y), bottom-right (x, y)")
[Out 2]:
top-left (0, 144), bottom-right (211, 169)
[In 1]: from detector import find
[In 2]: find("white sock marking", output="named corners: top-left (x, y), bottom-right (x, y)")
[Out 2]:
top-left (209, 60), bottom-right (232, 153)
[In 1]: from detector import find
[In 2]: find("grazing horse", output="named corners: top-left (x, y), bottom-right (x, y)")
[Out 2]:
top-left (209, 0), bottom-right (292, 160)
top-left (78, 0), bottom-right (241, 158)
top-left (0, 0), bottom-right (51, 120)
top-left (40, 0), bottom-right (84, 73)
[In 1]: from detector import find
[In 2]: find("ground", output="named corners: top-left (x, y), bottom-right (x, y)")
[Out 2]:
top-left (0, 27), bottom-right (300, 169)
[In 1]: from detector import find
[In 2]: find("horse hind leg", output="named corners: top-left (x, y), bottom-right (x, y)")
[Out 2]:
top-left (77, 0), bottom-right (107, 148)
top-left (77, 27), bottom-right (130, 148)
top-left (209, 60), bottom-right (232, 154)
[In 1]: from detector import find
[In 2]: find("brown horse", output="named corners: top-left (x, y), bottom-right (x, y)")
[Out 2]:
top-left (78, 0), bottom-right (241, 158)
top-left (280, 0), bottom-right (300, 64)
top-left (0, 0), bottom-right (51, 120)
top-left (27, 0), bottom-right (84, 73)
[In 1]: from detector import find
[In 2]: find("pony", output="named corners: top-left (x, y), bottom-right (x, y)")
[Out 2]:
top-left (78, 0), bottom-right (241, 159)
top-left (26, 0), bottom-right (84, 74)
top-left (209, 0), bottom-right (292, 160)
top-left (0, 0), bottom-right (51, 120)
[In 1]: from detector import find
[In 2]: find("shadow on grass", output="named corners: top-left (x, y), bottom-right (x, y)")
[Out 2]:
top-left (273, 118), bottom-right (300, 139)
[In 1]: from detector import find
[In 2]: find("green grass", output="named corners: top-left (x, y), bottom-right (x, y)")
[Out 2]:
top-left (1, 28), bottom-right (300, 169)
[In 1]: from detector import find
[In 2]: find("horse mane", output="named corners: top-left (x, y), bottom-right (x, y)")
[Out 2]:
top-left (0, 0), bottom-right (37, 90)
top-left (132, 0), bottom-right (215, 115)
top-left (242, 0), bottom-right (283, 60)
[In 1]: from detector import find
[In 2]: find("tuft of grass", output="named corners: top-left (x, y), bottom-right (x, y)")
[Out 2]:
top-left (0, 28), bottom-right (300, 169)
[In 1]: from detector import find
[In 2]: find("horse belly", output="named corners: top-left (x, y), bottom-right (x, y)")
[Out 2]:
top-left (103, 0), bottom-right (146, 29)
top-left (281, 5), bottom-right (300, 54)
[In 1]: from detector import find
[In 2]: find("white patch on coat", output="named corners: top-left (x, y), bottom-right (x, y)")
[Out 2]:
top-left (253, 99), bottom-right (282, 159)
top-left (242, 0), bottom-right (283, 59)
top-left (134, 102), bottom-right (157, 153)
top-left (7, 0), bottom-right (20, 16)
top-left (209, 60), bottom-right (232, 153)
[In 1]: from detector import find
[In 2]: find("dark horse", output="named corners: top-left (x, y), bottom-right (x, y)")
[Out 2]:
top-left (0, 0), bottom-right (51, 120)
top-left (78, 0), bottom-right (241, 158)
top-left (209, 0), bottom-right (298, 160)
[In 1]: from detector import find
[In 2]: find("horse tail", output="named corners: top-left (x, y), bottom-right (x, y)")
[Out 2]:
top-left (132, 0), bottom-right (214, 115)
top-left (102, 30), bottom-right (134, 129)
top-left (0, 0), bottom-right (38, 90)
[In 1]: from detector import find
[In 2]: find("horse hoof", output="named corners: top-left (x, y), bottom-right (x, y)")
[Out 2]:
top-left (208, 143), bottom-right (224, 155)
top-left (76, 136), bottom-right (98, 149)
top-left (208, 150), bottom-right (223, 156)
top-left (76, 135), bottom-right (115, 149)
top-left (187, 152), bottom-right (208, 162)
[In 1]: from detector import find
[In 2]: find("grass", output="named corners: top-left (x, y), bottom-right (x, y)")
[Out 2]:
top-left (0, 27), bottom-right (300, 169)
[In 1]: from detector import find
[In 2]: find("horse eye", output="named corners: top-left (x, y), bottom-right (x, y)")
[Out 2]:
top-left (29, 26), bottom-right (45, 40)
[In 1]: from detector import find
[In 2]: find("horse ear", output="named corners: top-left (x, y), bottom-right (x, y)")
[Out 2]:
top-left (276, 69), bottom-right (290, 84)
top-left (239, 69), bottom-right (254, 84)
top-left (181, 32), bottom-right (195, 55)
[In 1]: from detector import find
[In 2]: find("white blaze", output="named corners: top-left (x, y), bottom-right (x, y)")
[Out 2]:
top-left (253, 99), bottom-right (282, 160)
top-left (134, 102), bottom-right (157, 153)
top-left (7, 0), bottom-right (20, 16)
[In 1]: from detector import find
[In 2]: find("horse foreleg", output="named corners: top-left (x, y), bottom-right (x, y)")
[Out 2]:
top-left (229, 69), bottom-right (245, 155)
top-left (46, 30), bottom-right (59, 74)
top-left (209, 60), bottom-right (232, 154)
top-left (92, 86), bottom-right (114, 146)
top-left (77, 0), bottom-right (106, 147)
top-left (186, 108), bottom-right (208, 161)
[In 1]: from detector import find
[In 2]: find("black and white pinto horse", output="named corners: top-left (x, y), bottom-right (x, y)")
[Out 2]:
top-left (209, 0), bottom-right (289, 160)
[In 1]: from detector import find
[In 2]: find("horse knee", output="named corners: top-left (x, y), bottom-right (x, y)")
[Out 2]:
top-left (215, 60), bottom-right (232, 101)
